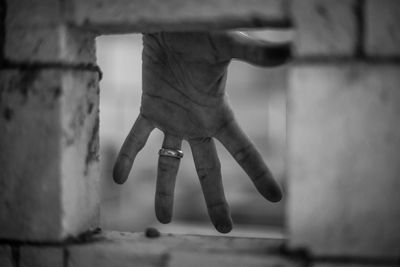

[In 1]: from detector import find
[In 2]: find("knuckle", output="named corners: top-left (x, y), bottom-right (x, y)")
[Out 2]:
top-left (156, 191), bottom-right (173, 198)
top-left (207, 201), bottom-right (227, 210)
top-left (190, 137), bottom-right (211, 146)
top-left (197, 168), bottom-right (210, 182)
top-left (196, 165), bottom-right (220, 182)
top-left (233, 144), bottom-right (253, 163)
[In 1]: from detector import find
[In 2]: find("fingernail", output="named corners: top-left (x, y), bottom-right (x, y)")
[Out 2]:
top-left (216, 223), bottom-right (232, 234)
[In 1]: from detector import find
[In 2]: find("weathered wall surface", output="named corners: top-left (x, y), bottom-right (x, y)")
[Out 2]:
top-left (0, 0), bottom-right (100, 241)
top-left (287, 0), bottom-right (400, 260)
top-left (1, 0), bottom-right (399, 265)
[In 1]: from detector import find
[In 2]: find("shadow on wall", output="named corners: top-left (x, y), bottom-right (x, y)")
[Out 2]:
top-left (96, 33), bottom-right (288, 236)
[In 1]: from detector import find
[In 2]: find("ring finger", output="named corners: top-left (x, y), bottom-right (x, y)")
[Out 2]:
top-left (155, 134), bottom-right (183, 223)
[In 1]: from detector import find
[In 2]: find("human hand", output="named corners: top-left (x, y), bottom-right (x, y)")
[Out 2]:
top-left (113, 31), bottom-right (291, 233)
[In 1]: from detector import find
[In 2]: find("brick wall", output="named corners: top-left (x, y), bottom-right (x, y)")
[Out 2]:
top-left (0, 0), bottom-right (100, 241)
top-left (0, 0), bottom-right (399, 266)
top-left (287, 0), bottom-right (400, 262)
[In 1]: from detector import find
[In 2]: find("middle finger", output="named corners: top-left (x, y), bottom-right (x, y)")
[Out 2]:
top-left (190, 137), bottom-right (233, 233)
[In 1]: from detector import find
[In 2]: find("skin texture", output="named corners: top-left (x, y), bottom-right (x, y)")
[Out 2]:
top-left (113, 31), bottom-right (291, 233)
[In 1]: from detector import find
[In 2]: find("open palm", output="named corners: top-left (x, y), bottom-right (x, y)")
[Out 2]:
top-left (113, 31), bottom-right (291, 233)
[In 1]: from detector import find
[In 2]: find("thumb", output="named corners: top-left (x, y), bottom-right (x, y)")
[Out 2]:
top-left (223, 31), bottom-right (292, 67)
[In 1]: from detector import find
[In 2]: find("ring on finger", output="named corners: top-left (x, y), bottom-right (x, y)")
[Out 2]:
top-left (159, 148), bottom-right (184, 159)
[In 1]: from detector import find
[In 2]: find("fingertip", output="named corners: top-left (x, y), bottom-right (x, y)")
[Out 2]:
top-left (215, 221), bottom-right (233, 234)
top-left (155, 207), bottom-right (172, 224)
top-left (155, 194), bottom-right (173, 224)
top-left (112, 157), bottom-right (131, 184)
top-left (262, 184), bottom-right (283, 202)
top-left (209, 204), bottom-right (233, 234)
top-left (156, 213), bottom-right (172, 224)
top-left (267, 189), bottom-right (283, 202)
top-left (259, 44), bottom-right (292, 67)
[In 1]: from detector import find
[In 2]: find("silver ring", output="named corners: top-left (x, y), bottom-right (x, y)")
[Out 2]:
top-left (159, 148), bottom-right (183, 159)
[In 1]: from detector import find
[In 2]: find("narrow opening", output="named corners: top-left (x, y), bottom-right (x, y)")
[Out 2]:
top-left (96, 30), bottom-right (291, 238)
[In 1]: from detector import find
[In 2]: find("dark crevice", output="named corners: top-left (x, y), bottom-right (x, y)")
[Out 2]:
top-left (85, 115), bottom-right (100, 176)
top-left (11, 245), bottom-right (20, 267)
top-left (0, 227), bottom-right (103, 247)
top-left (0, 60), bottom-right (103, 80)
top-left (63, 247), bottom-right (70, 267)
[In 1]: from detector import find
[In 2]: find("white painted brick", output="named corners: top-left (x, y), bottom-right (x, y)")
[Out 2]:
top-left (365, 0), bottom-right (400, 56)
top-left (67, 0), bottom-right (288, 33)
top-left (5, 25), bottom-right (96, 63)
top-left (0, 69), bottom-right (100, 241)
top-left (287, 64), bottom-right (400, 258)
top-left (20, 247), bottom-right (63, 267)
top-left (61, 71), bottom-right (100, 236)
top-left (0, 246), bottom-right (13, 267)
top-left (291, 0), bottom-right (357, 56)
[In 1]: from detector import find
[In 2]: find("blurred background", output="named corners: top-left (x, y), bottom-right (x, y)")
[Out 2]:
top-left (96, 31), bottom-right (290, 238)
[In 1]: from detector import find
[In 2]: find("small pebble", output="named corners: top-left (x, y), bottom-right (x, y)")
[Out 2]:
top-left (145, 227), bottom-right (160, 238)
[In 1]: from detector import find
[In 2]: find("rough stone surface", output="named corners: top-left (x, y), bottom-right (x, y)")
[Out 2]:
top-left (314, 264), bottom-right (390, 267)
top-left (0, 246), bottom-right (12, 267)
top-left (67, 234), bottom-right (168, 267)
top-left (66, 231), bottom-right (294, 267)
top-left (5, 0), bottom-right (95, 63)
top-left (0, 1), bottom-right (5, 64)
top-left (67, 0), bottom-right (289, 33)
top-left (287, 64), bottom-right (400, 258)
top-left (291, 0), bottom-right (357, 56)
top-left (61, 71), bottom-right (100, 236)
top-left (168, 251), bottom-right (297, 267)
top-left (365, 0), bottom-right (400, 56)
top-left (0, 69), bottom-right (100, 241)
top-left (20, 246), bottom-right (63, 267)
top-left (5, 25), bottom-right (96, 63)
top-left (6, 0), bottom-right (62, 27)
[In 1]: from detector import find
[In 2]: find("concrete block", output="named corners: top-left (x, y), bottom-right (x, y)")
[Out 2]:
top-left (0, 2), bottom-right (5, 64)
top-left (0, 69), bottom-right (100, 241)
top-left (314, 264), bottom-right (389, 267)
top-left (20, 246), bottom-right (63, 267)
top-left (67, 231), bottom-right (298, 267)
top-left (6, 0), bottom-right (62, 27)
top-left (365, 0), bottom-right (400, 56)
top-left (287, 63), bottom-right (400, 258)
top-left (291, 0), bottom-right (357, 56)
top-left (68, 239), bottom-right (167, 267)
top-left (168, 251), bottom-right (298, 267)
top-left (67, 0), bottom-right (289, 33)
top-left (0, 246), bottom-right (13, 267)
top-left (5, 25), bottom-right (96, 63)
